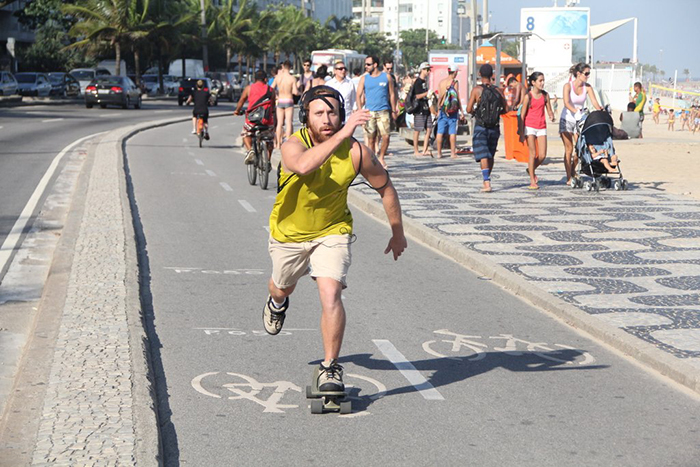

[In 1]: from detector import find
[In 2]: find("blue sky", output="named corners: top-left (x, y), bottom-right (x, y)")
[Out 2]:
top-left (487, 0), bottom-right (698, 79)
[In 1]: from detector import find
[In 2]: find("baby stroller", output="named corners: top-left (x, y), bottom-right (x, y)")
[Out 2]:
top-left (571, 108), bottom-right (629, 192)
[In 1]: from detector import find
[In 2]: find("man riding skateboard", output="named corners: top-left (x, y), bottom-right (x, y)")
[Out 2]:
top-left (264, 85), bottom-right (407, 393)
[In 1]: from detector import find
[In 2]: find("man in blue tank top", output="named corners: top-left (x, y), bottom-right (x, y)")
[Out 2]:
top-left (357, 55), bottom-right (397, 168)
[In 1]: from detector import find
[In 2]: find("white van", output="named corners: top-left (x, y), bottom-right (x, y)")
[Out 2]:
top-left (169, 59), bottom-right (204, 79)
top-left (70, 67), bottom-right (112, 94)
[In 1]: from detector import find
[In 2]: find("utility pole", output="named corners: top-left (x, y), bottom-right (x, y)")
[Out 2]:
top-left (200, 0), bottom-right (209, 72)
top-left (425, 3), bottom-right (430, 52)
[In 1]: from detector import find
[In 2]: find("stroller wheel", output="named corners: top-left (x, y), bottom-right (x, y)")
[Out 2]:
top-left (613, 180), bottom-right (622, 191)
top-left (622, 179), bottom-right (629, 190)
top-left (604, 177), bottom-right (612, 189)
top-left (583, 181), bottom-right (593, 192)
top-left (594, 180), bottom-right (601, 192)
top-left (570, 178), bottom-right (578, 189)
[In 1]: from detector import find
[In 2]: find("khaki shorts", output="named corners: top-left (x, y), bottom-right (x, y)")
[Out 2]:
top-left (269, 235), bottom-right (352, 289)
top-left (364, 110), bottom-right (391, 138)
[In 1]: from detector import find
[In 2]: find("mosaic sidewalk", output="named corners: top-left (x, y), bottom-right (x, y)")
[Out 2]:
top-left (353, 146), bottom-right (700, 369)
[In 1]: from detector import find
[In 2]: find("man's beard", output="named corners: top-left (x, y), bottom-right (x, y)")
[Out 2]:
top-left (308, 122), bottom-right (338, 143)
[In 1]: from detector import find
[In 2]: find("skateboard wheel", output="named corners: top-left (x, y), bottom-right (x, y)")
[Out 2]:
top-left (339, 401), bottom-right (352, 414)
top-left (306, 385), bottom-right (313, 399)
top-left (310, 399), bottom-right (324, 414)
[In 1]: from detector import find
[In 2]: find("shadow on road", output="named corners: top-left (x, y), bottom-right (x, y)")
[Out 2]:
top-left (330, 351), bottom-right (608, 413)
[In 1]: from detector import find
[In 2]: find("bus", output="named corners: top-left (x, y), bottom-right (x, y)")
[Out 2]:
top-left (310, 49), bottom-right (366, 76)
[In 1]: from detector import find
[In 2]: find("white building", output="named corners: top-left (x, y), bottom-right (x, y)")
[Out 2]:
top-left (352, 0), bottom-right (464, 44)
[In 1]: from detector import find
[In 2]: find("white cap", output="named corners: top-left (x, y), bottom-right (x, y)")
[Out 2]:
top-left (447, 64), bottom-right (458, 73)
top-left (419, 62), bottom-right (431, 70)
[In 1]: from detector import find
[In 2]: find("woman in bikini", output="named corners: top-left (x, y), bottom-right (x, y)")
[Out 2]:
top-left (559, 63), bottom-right (602, 185)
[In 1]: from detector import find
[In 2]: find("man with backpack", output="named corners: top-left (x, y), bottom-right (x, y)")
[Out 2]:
top-left (466, 64), bottom-right (506, 192)
top-left (234, 70), bottom-right (276, 164)
top-left (436, 65), bottom-right (464, 158)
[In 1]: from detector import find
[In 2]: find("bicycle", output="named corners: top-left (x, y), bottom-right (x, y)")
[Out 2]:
top-left (247, 124), bottom-right (274, 190)
top-left (195, 114), bottom-right (209, 148)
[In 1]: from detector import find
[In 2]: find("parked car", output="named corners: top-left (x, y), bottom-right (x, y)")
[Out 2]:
top-left (15, 72), bottom-right (52, 97)
top-left (207, 71), bottom-right (235, 102)
top-left (0, 71), bottom-right (18, 96)
top-left (48, 72), bottom-right (81, 97)
top-left (141, 74), bottom-right (160, 95)
top-left (70, 67), bottom-right (111, 94)
top-left (178, 78), bottom-right (217, 106)
top-left (84, 76), bottom-right (142, 109)
top-left (163, 75), bottom-right (179, 95)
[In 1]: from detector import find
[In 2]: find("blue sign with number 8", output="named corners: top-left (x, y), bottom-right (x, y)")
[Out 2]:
top-left (526, 17), bottom-right (535, 31)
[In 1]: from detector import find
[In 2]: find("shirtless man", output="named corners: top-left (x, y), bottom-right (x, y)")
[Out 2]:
top-left (271, 60), bottom-right (299, 147)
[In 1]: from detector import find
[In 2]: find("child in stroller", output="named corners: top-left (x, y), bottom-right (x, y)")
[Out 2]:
top-left (572, 108), bottom-right (629, 192)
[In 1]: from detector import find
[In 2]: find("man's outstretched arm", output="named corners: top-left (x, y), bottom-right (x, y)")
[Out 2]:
top-left (356, 144), bottom-right (407, 260)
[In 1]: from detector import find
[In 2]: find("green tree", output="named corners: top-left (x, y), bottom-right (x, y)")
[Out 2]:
top-left (17, 23), bottom-right (91, 71)
top-left (210, 0), bottom-right (253, 72)
top-left (359, 32), bottom-right (395, 63)
top-left (501, 39), bottom-right (519, 61)
top-left (683, 68), bottom-right (690, 81)
top-left (398, 29), bottom-right (441, 69)
top-left (62, 0), bottom-right (147, 76)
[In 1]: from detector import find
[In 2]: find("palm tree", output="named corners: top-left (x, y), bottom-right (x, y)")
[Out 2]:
top-left (210, 0), bottom-right (253, 72)
top-left (62, 0), bottom-right (151, 76)
top-left (268, 5), bottom-right (317, 68)
top-left (683, 68), bottom-right (690, 82)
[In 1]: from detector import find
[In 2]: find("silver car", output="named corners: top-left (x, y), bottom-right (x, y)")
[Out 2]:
top-left (15, 72), bottom-right (52, 97)
top-left (70, 67), bottom-right (111, 94)
top-left (0, 71), bottom-right (18, 96)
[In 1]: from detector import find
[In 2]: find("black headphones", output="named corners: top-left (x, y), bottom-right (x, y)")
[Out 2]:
top-left (298, 85), bottom-right (345, 125)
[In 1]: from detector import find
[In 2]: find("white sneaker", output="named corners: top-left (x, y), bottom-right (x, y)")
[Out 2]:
top-left (244, 150), bottom-right (256, 165)
top-left (191, 129), bottom-right (196, 134)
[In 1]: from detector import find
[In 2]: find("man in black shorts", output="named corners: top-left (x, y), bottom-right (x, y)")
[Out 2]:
top-left (187, 79), bottom-right (210, 139)
top-left (411, 62), bottom-right (433, 156)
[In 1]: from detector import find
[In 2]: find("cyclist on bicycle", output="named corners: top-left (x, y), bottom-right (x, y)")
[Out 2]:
top-left (187, 79), bottom-right (211, 139)
top-left (234, 70), bottom-right (275, 164)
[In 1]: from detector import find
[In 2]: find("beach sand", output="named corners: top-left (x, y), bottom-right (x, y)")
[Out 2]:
top-left (523, 110), bottom-right (700, 200)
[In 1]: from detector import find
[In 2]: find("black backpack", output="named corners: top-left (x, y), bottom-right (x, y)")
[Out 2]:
top-left (404, 83), bottom-right (420, 115)
top-left (476, 84), bottom-right (505, 128)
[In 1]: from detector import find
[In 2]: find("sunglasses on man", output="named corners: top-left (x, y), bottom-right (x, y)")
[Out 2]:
top-left (335, 67), bottom-right (346, 71)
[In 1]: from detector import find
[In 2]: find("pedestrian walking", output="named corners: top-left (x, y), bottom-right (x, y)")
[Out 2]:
top-left (410, 62), bottom-right (434, 157)
top-left (356, 55), bottom-right (397, 168)
top-left (436, 64), bottom-right (465, 159)
top-left (559, 62), bottom-right (602, 185)
top-left (299, 58), bottom-right (314, 94)
top-left (520, 72), bottom-right (555, 189)
top-left (270, 60), bottom-right (299, 148)
top-left (326, 60), bottom-right (356, 123)
top-left (466, 64), bottom-right (506, 192)
top-left (264, 85), bottom-right (406, 393)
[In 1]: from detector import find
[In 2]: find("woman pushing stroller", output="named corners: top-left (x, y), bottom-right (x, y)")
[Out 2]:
top-left (559, 63), bottom-right (603, 185)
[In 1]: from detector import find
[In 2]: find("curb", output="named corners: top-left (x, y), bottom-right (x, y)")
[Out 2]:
top-left (347, 188), bottom-right (700, 396)
top-left (0, 96), bottom-right (81, 107)
top-left (105, 112), bottom-right (230, 464)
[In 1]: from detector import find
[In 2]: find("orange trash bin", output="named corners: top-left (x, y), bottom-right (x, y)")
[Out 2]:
top-left (501, 111), bottom-right (531, 163)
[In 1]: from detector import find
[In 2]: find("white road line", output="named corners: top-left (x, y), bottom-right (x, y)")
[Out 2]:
top-left (41, 118), bottom-right (64, 123)
top-left (219, 182), bottom-right (233, 192)
top-left (211, 125), bottom-right (219, 129)
top-left (182, 138), bottom-right (188, 142)
top-left (194, 159), bottom-right (204, 165)
top-left (238, 200), bottom-right (256, 212)
top-left (373, 339), bottom-right (445, 401)
top-left (0, 126), bottom-right (3, 130)
top-left (188, 151), bottom-right (195, 156)
top-left (154, 109), bottom-right (173, 113)
top-left (0, 131), bottom-right (106, 275)
top-left (263, 226), bottom-right (270, 233)
top-left (205, 169), bottom-right (217, 177)
top-left (99, 113), bottom-right (113, 117)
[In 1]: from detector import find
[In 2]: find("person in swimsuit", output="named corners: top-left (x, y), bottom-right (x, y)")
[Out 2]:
top-left (559, 62), bottom-right (602, 185)
top-left (668, 109), bottom-right (675, 131)
top-left (271, 60), bottom-right (299, 148)
top-left (652, 98), bottom-right (661, 124)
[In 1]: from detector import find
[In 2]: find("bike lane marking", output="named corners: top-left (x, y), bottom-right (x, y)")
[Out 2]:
top-left (372, 339), bottom-right (445, 401)
top-left (220, 182), bottom-right (233, 192)
top-left (0, 131), bottom-right (106, 276)
top-left (205, 169), bottom-right (217, 177)
top-left (41, 118), bottom-right (64, 123)
top-left (194, 159), bottom-right (204, 165)
top-left (238, 200), bottom-right (256, 212)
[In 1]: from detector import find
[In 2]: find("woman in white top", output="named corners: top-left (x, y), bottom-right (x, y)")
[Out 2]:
top-left (559, 62), bottom-right (602, 185)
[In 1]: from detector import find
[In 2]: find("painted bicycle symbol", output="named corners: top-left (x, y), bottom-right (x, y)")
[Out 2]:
top-left (423, 329), bottom-right (595, 366)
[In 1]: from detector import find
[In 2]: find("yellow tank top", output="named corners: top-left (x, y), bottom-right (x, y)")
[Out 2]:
top-left (269, 128), bottom-right (357, 242)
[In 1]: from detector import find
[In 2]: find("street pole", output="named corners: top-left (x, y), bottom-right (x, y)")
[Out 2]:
top-left (200, 0), bottom-right (209, 72)
top-left (471, 0), bottom-right (477, 86)
top-left (425, 4), bottom-right (430, 53)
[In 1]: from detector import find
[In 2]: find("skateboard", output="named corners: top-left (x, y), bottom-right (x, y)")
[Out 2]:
top-left (306, 366), bottom-right (352, 415)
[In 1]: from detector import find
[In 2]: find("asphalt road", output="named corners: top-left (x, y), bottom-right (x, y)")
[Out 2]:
top-left (0, 98), bottom-right (231, 279)
top-left (125, 117), bottom-right (700, 466)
